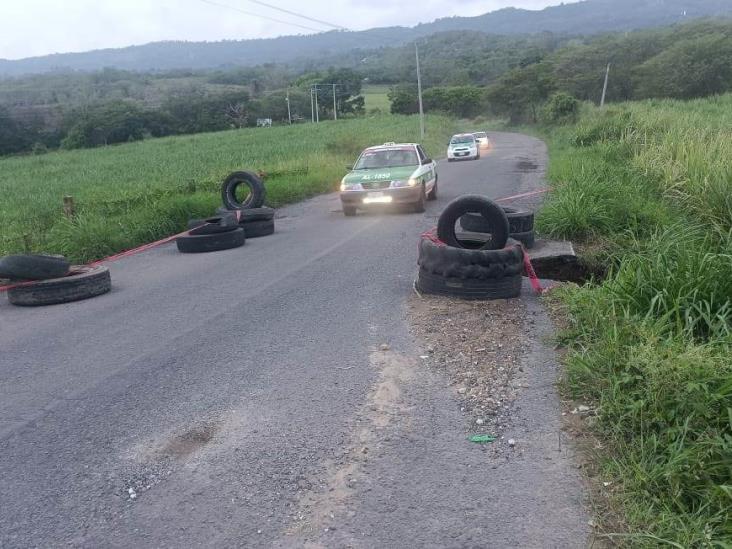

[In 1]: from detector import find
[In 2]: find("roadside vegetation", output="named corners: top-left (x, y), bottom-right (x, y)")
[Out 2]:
top-left (537, 94), bottom-right (732, 545)
top-left (0, 114), bottom-right (457, 263)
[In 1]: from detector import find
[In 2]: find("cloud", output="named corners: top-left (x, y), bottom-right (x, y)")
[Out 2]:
top-left (0, 0), bottom-right (568, 60)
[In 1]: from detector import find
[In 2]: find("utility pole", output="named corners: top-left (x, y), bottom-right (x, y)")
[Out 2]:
top-left (332, 83), bottom-right (338, 121)
top-left (286, 89), bottom-right (292, 124)
top-left (310, 87), bottom-right (315, 123)
top-left (600, 63), bottom-right (611, 107)
top-left (314, 85), bottom-right (320, 123)
top-left (415, 43), bottom-right (425, 140)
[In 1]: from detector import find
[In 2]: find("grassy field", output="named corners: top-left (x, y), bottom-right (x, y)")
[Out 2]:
top-left (362, 85), bottom-right (392, 113)
top-left (538, 95), bottom-right (732, 546)
top-left (0, 113), bottom-right (458, 262)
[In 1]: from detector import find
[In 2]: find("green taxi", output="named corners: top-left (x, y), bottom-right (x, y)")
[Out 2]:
top-left (339, 142), bottom-right (438, 216)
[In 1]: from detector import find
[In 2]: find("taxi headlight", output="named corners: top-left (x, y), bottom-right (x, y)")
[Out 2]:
top-left (341, 182), bottom-right (362, 191)
top-left (391, 180), bottom-right (408, 188)
top-left (407, 178), bottom-right (419, 187)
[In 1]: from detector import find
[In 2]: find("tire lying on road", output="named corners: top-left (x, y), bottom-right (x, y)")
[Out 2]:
top-left (437, 195), bottom-right (509, 250)
top-left (416, 237), bottom-right (523, 300)
top-left (418, 237), bottom-right (524, 279)
top-left (240, 218), bottom-right (275, 238)
top-left (187, 214), bottom-right (239, 235)
top-left (221, 171), bottom-right (266, 210)
top-left (0, 254), bottom-right (70, 280)
top-left (416, 268), bottom-right (521, 300)
top-left (460, 207), bottom-right (535, 249)
top-left (176, 227), bottom-right (246, 253)
top-left (215, 206), bottom-right (275, 222)
top-left (8, 265), bottom-right (111, 306)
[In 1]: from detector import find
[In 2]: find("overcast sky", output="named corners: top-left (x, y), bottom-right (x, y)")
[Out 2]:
top-left (1, 0), bottom-right (570, 60)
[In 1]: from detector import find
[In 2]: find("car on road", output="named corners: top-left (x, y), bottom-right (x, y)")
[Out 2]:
top-left (447, 133), bottom-right (480, 161)
top-left (473, 131), bottom-right (490, 149)
top-left (340, 142), bottom-right (438, 216)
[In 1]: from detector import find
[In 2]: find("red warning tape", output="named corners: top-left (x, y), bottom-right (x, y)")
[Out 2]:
top-left (1, 189), bottom-right (552, 294)
top-left (522, 247), bottom-right (545, 295)
top-left (494, 188), bottom-right (550, 203)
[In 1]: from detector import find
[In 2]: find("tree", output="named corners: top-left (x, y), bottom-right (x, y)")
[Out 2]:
top-left (388, 85), bottom-right (419, 115)
top-left (541, 93), bottom-right (580, 125)
top-left (423, 86), bottom-right (485, 118)
top-left (634, 33), bottom-right (732, 100)
top-left (486, 62), bottom-right (556, 123)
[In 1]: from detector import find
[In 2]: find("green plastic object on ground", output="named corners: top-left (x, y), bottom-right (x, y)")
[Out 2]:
top-left (469, 434), bottom-right (496, 444)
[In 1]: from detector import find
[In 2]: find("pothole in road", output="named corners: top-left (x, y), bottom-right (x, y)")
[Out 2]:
top-left (161, 422), bottom-right (219, 460)
top-left (515, 158), bottom-right (538, 172)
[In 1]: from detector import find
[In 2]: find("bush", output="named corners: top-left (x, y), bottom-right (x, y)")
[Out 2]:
top-left (541, 93), bottom-right (579, 125)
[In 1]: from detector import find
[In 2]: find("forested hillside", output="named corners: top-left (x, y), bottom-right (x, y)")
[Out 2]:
top-left (1, 0), bottom-right (730, 76)
top-left (2, 18), bottom-right (731, 156)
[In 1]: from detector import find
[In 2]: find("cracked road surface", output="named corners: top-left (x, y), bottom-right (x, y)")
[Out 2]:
top-left (0, 132), bottom-right (588, 548)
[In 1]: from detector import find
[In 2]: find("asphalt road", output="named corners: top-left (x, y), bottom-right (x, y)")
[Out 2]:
top-left (0, 132), bottom-right (588, 548)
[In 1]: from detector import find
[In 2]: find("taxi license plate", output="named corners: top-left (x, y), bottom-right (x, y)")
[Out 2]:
top-left (368, 191), bottom-right (385, 198)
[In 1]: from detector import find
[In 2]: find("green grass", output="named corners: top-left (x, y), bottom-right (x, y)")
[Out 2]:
top-left (0, 113), bottom-right (458, 262)
top-left (539, 95), bottom-right (732, 546)
top-left (362, 85), bottom-right (392, 113)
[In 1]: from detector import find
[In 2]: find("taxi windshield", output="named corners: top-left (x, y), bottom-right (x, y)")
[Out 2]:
top-left (354, 148), bottom-right (418, 169)
top-left (450, 135), bottom-right (475, 145)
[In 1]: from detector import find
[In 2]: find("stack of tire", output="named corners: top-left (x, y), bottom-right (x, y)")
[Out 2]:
top-left (178, 171), bottom-right (274, 254)
top-left (416, 195), bottom-right (525, 300)
top-left (0, 254), bottom-right (111, 306)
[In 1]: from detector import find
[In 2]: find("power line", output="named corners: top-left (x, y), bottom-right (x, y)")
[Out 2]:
top-left (243, 0), bottom-right (347, 30)
top-left (196, 0), bottom-right (323, 33)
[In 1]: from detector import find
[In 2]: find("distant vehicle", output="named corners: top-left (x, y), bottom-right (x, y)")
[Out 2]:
top-left (447, 133), bottom-right (480, 162)
top-left (473, 131), bottom-right (490, 149)
top-left (340, 142), bottom-right (438, 216)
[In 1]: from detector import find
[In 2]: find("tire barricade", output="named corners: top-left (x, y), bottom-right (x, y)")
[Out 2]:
top-left (0, 170), bottom-right (275, 306)
top-left (416, 195), bottom-right (543, 300)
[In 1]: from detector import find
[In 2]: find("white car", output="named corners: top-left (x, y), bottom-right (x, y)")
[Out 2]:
top-left (473, 131), bottom-right (490, 149)
top-left (447, 133), bottom-right (480, 162)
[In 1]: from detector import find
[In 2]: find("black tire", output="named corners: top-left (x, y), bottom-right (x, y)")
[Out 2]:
top-left (418, 237), bottom-right (524, 280)
top-left (510, 230), bottom-right (535, 249)
top-left (461, 207), bottom-right (534, 234)
top-left (0, 254), bottom-right (70, 281)
top-left (241, 218), bottom-right (275, 238)
top-left (343, 206), bottom-right (357, 217)
top-left (221, 171), bottom-right (266, 210)
top-left (176, 227), bottom-right (246, 253)
top-left (215, 207), bottom-right (275, 222)
top-left (427, 177), bottom-right (438, 201)
top-left (8, 265), bottom-right (111, 306)
top-left (416, 268), bottom-right (521, 300)
top-left (187, 215), bottom-right (239, 235)
top-left (447, 158), bottom-right (454, 163)
top-left (437, 195), bottom-right (509, 250)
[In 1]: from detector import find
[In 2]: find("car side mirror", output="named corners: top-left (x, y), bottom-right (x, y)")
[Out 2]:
top-left (346, 165), bottom-right (353, 170)
top-left (423, 158), bottom-right (432, 164)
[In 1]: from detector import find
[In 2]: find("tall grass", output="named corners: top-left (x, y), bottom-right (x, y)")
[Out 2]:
top-left (540, 95), bottom-right (732, 545)
top-left (0, 114), bottom-right (458, 262)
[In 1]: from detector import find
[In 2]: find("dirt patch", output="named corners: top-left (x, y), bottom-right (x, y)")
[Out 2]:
top-left (286, 350), bottom-right (416, 540)
top-left (407, 294), bottom-right (527, 438)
